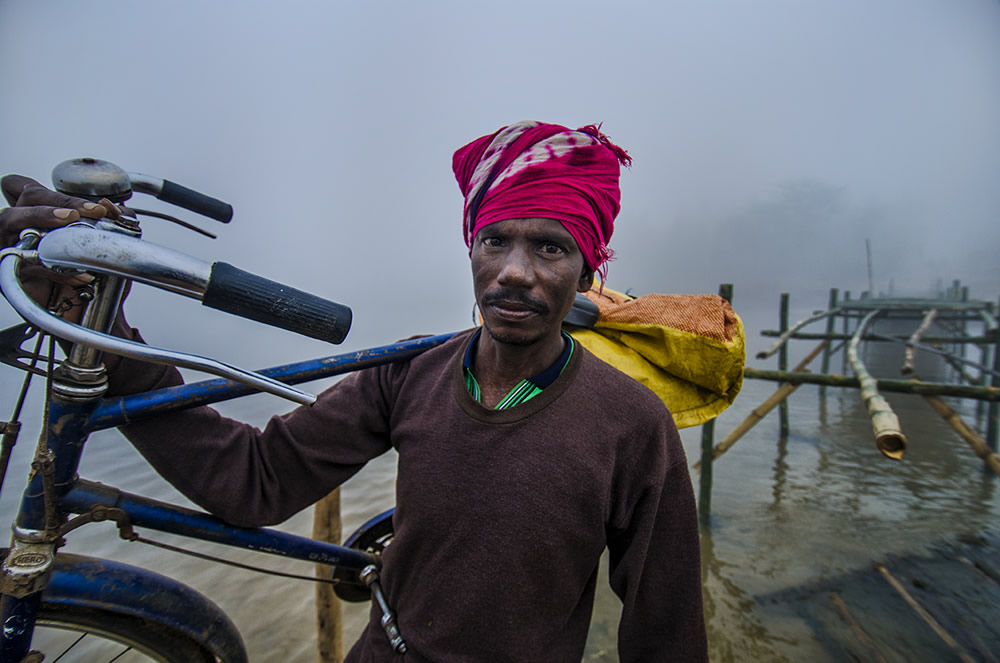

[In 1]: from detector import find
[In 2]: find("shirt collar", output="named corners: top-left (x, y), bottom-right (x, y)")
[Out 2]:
top-left (463, 328), bottom-right (574, 389)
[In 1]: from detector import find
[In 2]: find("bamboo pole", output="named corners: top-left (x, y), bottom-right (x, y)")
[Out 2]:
top-left (901, 309), bottom-right (937, 375)
top-left (848, 310), bottom-right (907, 459)
top-left (828, 593), bottom-right (891, 663)
top-left (694, 341), bottom-right (828, 472)
top-left (742, 369), bottom-right (1000, 401)
top-left (871, 333), bottom-right (1000, 380)
top-left (876, 565), bottom-right (976, 663)
top-left (934, 347), bottom-right (983, 386)
top-left (761, 330), bottom-right (995, 345)
top-left (756, 307), bottom-right (838, 360)
top-left (314, 488), bottom-right (344, 663)
top-left (921, 394), bottom-right (1000, 476)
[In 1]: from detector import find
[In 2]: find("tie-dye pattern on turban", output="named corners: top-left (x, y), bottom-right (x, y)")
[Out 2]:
top-left (452, 120), bottom-right (631, 282)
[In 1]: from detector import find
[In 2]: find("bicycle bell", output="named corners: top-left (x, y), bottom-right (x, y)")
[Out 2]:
top-left (52, 157), bottom-right (133, 204)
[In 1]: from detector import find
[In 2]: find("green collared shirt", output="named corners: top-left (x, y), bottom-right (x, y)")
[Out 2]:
top-left (462, 328), bottom-right (575, 409)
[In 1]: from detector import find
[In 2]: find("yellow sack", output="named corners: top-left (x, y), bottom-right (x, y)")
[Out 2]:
top-left (568, 287), bottom-right (744, 428)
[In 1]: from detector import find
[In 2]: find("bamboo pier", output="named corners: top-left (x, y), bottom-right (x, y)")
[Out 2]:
top-left (696, 284), bottom-right (1000, 660)
top-left (698, 284), bottom-right (1000, 523)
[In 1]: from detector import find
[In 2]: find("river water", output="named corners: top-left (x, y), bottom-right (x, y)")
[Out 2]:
top-left (0, 312), bottom-right (996, 662)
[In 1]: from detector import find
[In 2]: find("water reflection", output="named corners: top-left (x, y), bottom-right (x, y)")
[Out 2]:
top-left (693, 317), bottom-right (998, 661)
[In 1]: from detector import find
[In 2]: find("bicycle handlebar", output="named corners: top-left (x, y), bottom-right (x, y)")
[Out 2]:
top-left (203, 263), bottom-right (351, 344)
top-left (35, 224), bottom-right (352, 344)
top-left (128, 173), bottom-right (234, 223)
top-left (0, 223), bottom-right (355, 403)
top-left (0, 245), bottom-right (318, 405)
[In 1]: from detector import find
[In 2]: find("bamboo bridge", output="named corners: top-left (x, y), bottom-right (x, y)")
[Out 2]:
top-left (697, 284), bottom-right (1000, 662)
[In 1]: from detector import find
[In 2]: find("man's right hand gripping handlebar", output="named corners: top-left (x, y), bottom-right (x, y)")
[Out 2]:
top-left (1, 175), bottom-right (127, 326)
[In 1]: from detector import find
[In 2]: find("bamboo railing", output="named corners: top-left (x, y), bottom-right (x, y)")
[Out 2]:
top-left (847, 310), bottom-right (907, 459)
top-left (901, 309), bottom-right (936, 374)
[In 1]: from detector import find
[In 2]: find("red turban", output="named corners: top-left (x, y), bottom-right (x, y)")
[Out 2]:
top-left (452, 120), bottom-right (630, 281)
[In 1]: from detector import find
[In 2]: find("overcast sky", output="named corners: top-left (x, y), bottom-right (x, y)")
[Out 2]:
top-left (2, 0), bottom-right (998, 371)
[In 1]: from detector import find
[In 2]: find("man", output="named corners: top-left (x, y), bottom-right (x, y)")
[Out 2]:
top-left (1, 121), bottom-right (708, 661)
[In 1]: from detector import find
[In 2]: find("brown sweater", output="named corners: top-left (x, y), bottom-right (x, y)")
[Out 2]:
top-left (118, 329), bottom-right (708, 662)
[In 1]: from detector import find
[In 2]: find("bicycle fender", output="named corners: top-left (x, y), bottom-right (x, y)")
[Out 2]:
top-left (44, 552), bottom-right (248, 662)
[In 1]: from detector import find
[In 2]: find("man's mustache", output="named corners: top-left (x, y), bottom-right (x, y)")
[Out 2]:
top-left (481, 289), bottom-right (549, 314)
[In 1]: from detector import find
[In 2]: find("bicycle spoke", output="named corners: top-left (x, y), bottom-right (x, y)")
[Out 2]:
top-left (107, 645), bottom-right (136, 662)
top-left (38, 626), bottom-right (146, 662)
top-left (50, 631), bottom-right (87, 662)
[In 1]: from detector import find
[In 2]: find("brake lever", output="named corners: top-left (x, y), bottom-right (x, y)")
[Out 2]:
top-left (0, 323), bottom-right (47, 377)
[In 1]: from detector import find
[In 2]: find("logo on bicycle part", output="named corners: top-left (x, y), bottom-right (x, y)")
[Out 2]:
top-left (10, 552), bottom-right (49, 568)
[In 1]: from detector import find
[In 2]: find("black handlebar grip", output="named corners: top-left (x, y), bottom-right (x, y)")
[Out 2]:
top-left (158, 180), bottom-right (234, 223)
top-left (202, 262), bottom-right (352, 344)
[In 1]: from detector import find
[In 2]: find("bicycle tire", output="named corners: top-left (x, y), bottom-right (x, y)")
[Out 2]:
top-left (32, 601), bottom-right (219, 662)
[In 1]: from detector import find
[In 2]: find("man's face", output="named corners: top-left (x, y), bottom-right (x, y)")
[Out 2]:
top-left (471, 217), bottom-right (592, 347)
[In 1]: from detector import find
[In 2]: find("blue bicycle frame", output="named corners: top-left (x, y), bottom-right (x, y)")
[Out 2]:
top-left (0, 331), bottom-right (456, 661)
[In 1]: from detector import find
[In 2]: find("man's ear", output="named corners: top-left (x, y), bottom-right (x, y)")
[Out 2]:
top-left (577, 268), bottom-right (594, 293)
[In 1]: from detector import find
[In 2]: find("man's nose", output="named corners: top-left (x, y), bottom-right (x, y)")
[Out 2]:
top-left (496, 246), bottom-right (537, 287)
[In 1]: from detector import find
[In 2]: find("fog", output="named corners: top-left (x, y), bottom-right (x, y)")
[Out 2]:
top-left (2, 0), bottom-right (999, 367)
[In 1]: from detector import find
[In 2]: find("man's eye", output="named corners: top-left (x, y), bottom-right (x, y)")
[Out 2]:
top-left (541, 243), bottom-right (565, 255)
top-left (482, 237), bottom-right (503, 247)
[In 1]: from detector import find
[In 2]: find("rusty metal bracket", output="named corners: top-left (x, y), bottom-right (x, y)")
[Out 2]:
top-left (58, 506), bottom-right (137, 542)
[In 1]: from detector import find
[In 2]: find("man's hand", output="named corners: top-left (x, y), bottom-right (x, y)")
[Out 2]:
top-left (1, 175), bottom-right (124, 321)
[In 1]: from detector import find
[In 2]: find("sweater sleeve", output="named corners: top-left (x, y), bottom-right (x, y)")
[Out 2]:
top-left (107, 325), bottom-right (396, 527)
top-left (607, 422), bottom-right (709, 662)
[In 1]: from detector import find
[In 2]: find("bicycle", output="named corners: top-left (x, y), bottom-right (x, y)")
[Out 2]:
top-left (0, 158), bottom-right (457, 662)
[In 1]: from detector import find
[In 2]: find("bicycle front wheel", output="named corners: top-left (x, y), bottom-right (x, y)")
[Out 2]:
top-left (32, 601), bottom-right (220, 663)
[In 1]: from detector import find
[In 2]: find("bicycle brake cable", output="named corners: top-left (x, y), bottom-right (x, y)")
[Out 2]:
top-left (130, 534), bottom-right (342, 586)
top-left (0, 329), bottom-right (46, 496)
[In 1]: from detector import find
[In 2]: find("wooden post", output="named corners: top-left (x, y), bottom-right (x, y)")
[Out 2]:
top-left (987, 297), bottom-right (1000, 453)
top-left (314, 488), bottom-right (344, 663)
top-left (778, 293), bottom-right (789, 438)
top-left (978, 309), bottom-right (997, 423)
top-left (821, 288), bottom-right (839, 377)
top-left (959, 287), bottom-right (969, 362)
top-left (866, 238), bottom-right (875, 296)
top-left (842, 291), bottom-right (851, 373)
top-left (698, 283), bottom-right (733, 525)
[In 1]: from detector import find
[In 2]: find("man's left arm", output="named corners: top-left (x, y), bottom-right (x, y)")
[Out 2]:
top-left (607, 425), bottom-right (709, 662)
